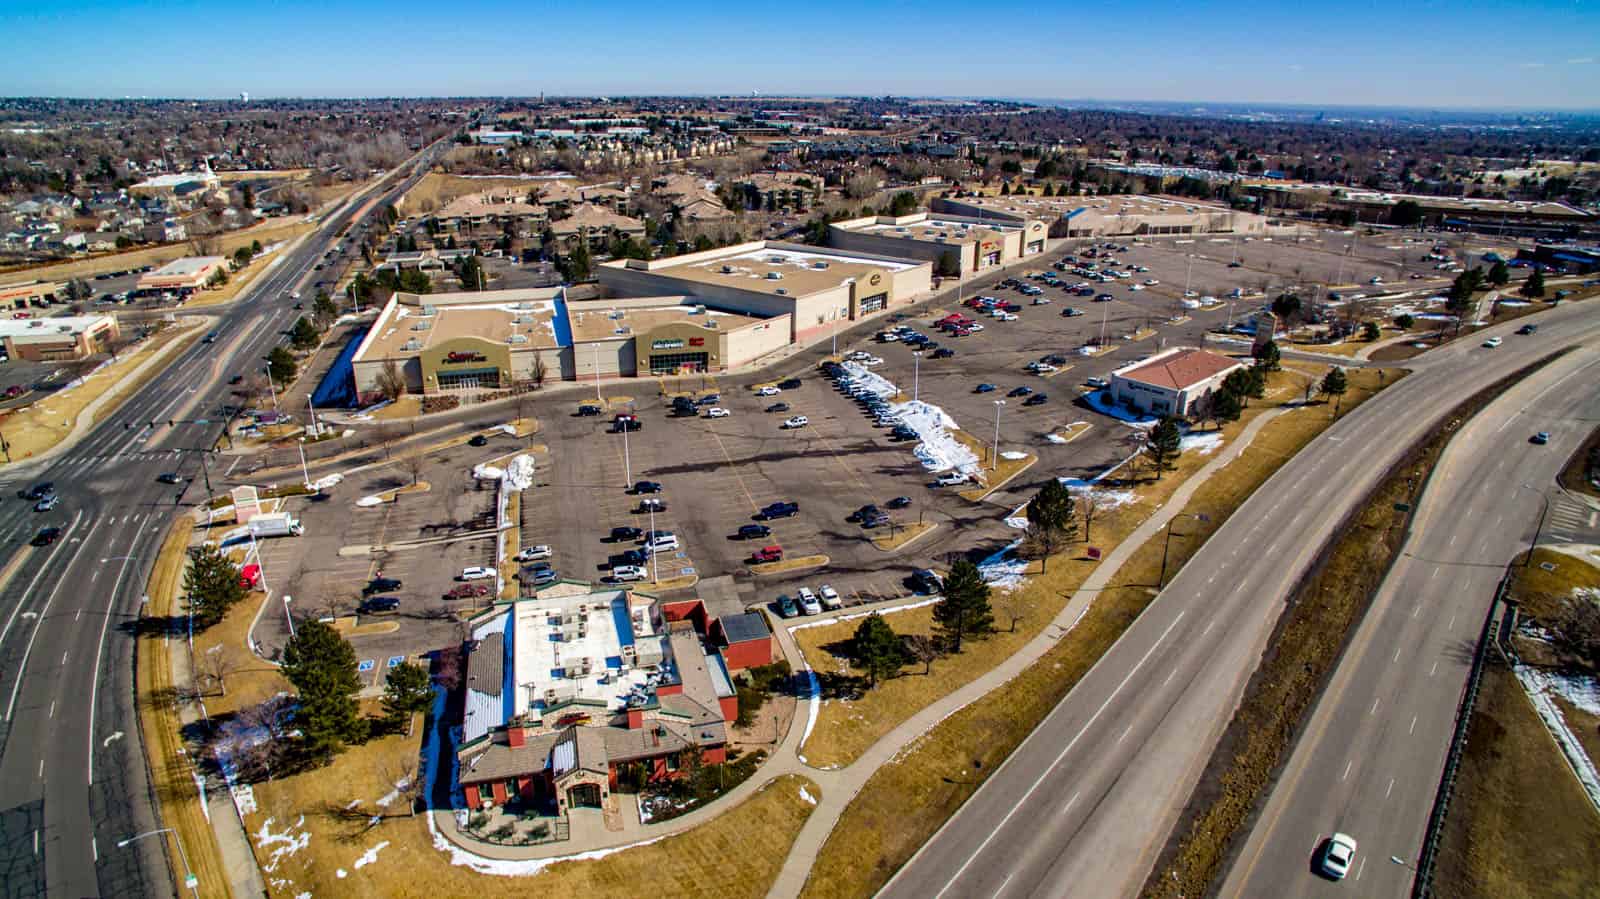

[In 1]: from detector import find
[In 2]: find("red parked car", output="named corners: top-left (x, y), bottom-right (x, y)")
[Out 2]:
top-left (752, 545), bottom-right (784, 564)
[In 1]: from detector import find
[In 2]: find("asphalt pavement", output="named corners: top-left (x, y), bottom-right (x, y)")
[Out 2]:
top-left (0, 141), bottom-right (444, 898)
top-left (1219, 344), bottom-right (1600, 897)
top-left (878, 299), bottom-right (1600, 899)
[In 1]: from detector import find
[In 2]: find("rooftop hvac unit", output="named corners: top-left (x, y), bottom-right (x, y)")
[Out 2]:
top-left (767, 255), bottom-right (785, 263)
top-left (508, 334), bottom-right (528, 344)
top-left (766, 271), bottom-right (783, 280)
top-left (513, 314), bottom-right (532, 324)
top-left (719, 264), bottom-right (734, 274)
top-left (774, 288), bottom-right (788, 295)
top-left (401, 338), bottom-right (422, 351)
top-left (420, 304), bottom-right (437, 316)
top-left (410, 320), bottom-right (431, 330)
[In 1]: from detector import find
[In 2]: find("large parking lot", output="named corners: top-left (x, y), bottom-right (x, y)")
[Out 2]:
top-left (245, 221), bottom-right (1527, 654)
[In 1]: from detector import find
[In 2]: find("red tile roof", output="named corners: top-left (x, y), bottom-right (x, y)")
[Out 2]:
top-left (1118, 348), bottom-right (1243, 390)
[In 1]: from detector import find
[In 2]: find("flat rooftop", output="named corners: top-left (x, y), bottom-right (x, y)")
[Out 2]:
top-left (0, 315), bottom-right (112, 339)
top-left (952, 193), bottom-right (1234, 220)
top-left (358, 293), bottom-right (563, 360)
top-left (512, 592), bottom-right (668, 718)
top-left (566, 302), bottom-right (765, 343)
top-left (849, 217), bottom-right (1021, 243)
top-left (652, 246), bottom-right (915, 298)
top-left (148, 256), bottom-right (224, 276)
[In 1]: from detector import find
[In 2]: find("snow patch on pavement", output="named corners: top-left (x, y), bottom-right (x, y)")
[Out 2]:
top-left (1086, 390), bottom-right (1159, 427)
top-left (1046, 433), bottom-right (1071, 444)
top-left (894, 400), bottom-right (980, 474)
top-left (503, 454), bottom-right (536, 491)
top-left (356, 496), bottom-right (386, 507)
top-left (471, 464), bottom-right (503, 480)
top-left (1001, 450), bottom-right (1028, 461)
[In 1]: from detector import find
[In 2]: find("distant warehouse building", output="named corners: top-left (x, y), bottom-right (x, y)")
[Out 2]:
top-left (827, 211), bottom-right (1048, 276)
top-left (1107, 346), bottom-right (1246, 418)
top-left (1515, 244), bottom-right (1600, 274)
top-left (932, 194), bottom-right (1268, 239)
top-left (136, 256), bottom-right (228, 296)
top-left (597, 242), bottom-right (932, 344)
top-left (0, 314), bottom-right (120, 362)
top-left (348, 287), bottom-right (790, 397)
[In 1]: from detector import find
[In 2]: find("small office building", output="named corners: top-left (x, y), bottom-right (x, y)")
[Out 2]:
top-left (136, 256), bottom-right (227, 295)
top-left (1107, 346), bottom-right (1246, 418)
top-left (0, 314), bottom-right (120, 362)
top-left (596, 242), bottom-right (932, 344)
top-left (827, 211), bottom-right (1047, 276)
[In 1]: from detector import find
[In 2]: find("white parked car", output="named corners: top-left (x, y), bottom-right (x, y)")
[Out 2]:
top-left (818, 584), bottom-right (842, 609)
top-left (611, 565), bottom-right (648, 582)
top-left (515, 545), bottom-right (552, 561)
top-left (644, 534), bottom-right (680, 554)
top-left (1143, 278), bottom-right (1159, 286)
top-left (1129, 283), bottom-right (1146, 291)
top-left (1032, 363), bottom-right (1057, 374)
top-left (1482, 336), bottom-right (1503, 348)
top-left (460, 566), bottom-right (495, 581)
top-left (706, 407), bottom-right (730, 418)
top-left (862, 355), bottom-right (885, 367)
top-left (756, 385), bottom-right (780, 396)
top-left (783, 415), bottom-right (810, 429)
top-left (797, 587), bottom-right (822, 615)
top-left (936, 471), bottom-right (968, 486)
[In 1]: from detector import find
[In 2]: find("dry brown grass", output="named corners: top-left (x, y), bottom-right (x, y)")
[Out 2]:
top-left (397, 173), bottom-right (543, 216)
top-left (248, 752), bottom-right (820, 899)
top-left (193, 586), bottom-right (291, 719)
top-left (1558, 424), bottom-right (1600, 501)
top-left (136, 516), bottom-right (234, 899)
top-left (871, 521), bottom-right (936, 552)
top-left (750, 555), bottom-right (830, 577)
top-left (1433, 665), bottom-right (1600, 899)
top-left (797, 366), bottom-right (1402, 896)
top-left (1510, 548), bottom-right (1600, 623)
top-left (183, 234), bottom-right (314, 309)
top-left (949, 429), bottom-right (1034, 500)
top-left (0, 218), bottom-right (318, 283)
top-left (0, 320), bottom-right (206, 461)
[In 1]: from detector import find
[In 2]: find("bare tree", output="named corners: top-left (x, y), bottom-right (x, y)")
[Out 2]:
top-left (1020, 522), bottom-right (1071, 574)
top-left (902, 634), bottom-right (940, 675)
top-left (400, 452), bottom-right (425, 486)
top-left (198, 645), bottom-right (239, 697)
top-left (374, 422), bottom-right (401, 460)
top-left (1081, 493), bottom-right (1102, 544)
top-left (530, 352), bottom-right (548, 390)
top-left (995, 593), bottom-right (1027, 633)
top-left (376, 359), bottom-right (407, 401)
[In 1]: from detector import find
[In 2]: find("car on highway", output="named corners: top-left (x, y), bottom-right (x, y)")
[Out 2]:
top-left (775, 594), bottom-right (800, 618)
top-left (797, 587), bottom-right (823, 615)
top-left (33, 495), bottom-right (58, 512)
top-left (1482, 336), bottom-right (1503, 348)
top-left (19, 482), bottom-right (54, 501)
top-left (705, 407), bottom-right (730, 418)
top-left (459, 566), bottom-right (495, 581)
top-left (1517, 323), bottom-right (1539, 335)
top-left (1318, 833), bottom-right (1358, 880)
top-left (32, 526), bottom-right (62, 546)
top-left (1531, 431), bottom-right (1550, 445)
top-left (756, 385), bottom-right (780, 396)
top-left (783, 415), bottom-right (809, 429)
top-left (515, 545), bottom-right (552, 561)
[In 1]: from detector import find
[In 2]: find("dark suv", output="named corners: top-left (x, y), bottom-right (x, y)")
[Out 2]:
top-left (758, 501), bottom-right (799, 520)
top-left (362, 577), bottom-right (403, 597)
top-left (909, 569), bottom-right (943, 594)
top-left (359, 596), bottom-right (401, 614)
top-left (737, 524), bottom-right (772, 540)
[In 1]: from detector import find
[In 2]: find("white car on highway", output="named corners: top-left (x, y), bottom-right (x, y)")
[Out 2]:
top-left (1318, 832), bottom-right (1357, 880)
top-left (1482, 336), bottom-right (1503, 348)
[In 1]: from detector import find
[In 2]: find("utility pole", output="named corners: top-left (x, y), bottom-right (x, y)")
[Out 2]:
top-left (991, 400), bottom-right (1005, 470)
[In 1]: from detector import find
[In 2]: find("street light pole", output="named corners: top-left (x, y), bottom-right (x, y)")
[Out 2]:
top-left (305, 394), bottom-right (319, 437)
top-left (297, 439), bottom-right (311, 489)
top-left (265, 364), bottom-right (279, 412)
top-left (1517, 483), bottom-right (1552, 567)
top-left (991, 399), bottom-right (1005, 471)
top-left (592, 341), bottom-right (602, 402)
top-left (117, 828), bottom-right (197, 897)
top-left (1158, 513), bottom-right (1210, 588)
top-left (283, 595), bottom-right (295, 638)
top-left (912, 351), bottom-right (922, 403)
top-left (622, 417), bottom-right (632, 488)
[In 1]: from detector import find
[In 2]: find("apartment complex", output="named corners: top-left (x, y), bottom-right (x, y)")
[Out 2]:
top-left (827, 211), bottom-right (1047, 276)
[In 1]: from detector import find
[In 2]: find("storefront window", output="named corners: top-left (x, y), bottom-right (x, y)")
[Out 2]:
top-left (858, 293), bottom-right (887, 314)
top-left (648, 351), bottom-right (708, 375)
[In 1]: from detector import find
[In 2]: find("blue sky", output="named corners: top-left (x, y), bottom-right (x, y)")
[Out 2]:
top-left (2, 0), bottom-right (1597, 108)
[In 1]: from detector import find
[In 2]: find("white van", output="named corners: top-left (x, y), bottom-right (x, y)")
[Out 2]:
top-left (644, 534), bottom-right (680, 554)
top-left (460, 566), bottom-right (495, 581)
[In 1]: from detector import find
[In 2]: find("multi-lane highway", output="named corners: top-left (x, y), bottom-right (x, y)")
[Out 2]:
top-left (0, 143), bottom-right (442, 898)
top-left (1220, 344), bottom-right (1600, 897)
top-left (880, 300), bottom-right (1600, 899)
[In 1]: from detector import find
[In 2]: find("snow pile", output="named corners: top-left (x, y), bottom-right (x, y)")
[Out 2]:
top-left (375, 778), bottom-right (410, 807)
top-left (798, 786), bottom-right (818, 806)
top-left (310, 473), bottom-right (343, 490)
top-left (1001, 451), bottom-right (1028, 461)
top-left (1181, 432), bottom-right (1224, 455)
top-left (353, 840), bottom-right (390, 870)
top-left (1535, 668), bottom-right (1600, 717)
top-left (1046, 433), bottom-right (1071, 444)
top-left (841, 361), bottom-right (898, 398)
top-left (892, 400), bottom-right (980, 474)
top-left (503, 455), bottom-right (536, 491)
top-left (254, 816), bottom-right (311, 873)
top-left (471, 464), bottom-right (503, 481)
top-left (1059, 477), bottom-right (1138, 510)
top-left (1086, 390), bottom-right (1159, 427)
top-left (1516, 665), bottom-right (1600, 810)
top-left (356, 495), bottom-right (386, 508)
top-left (232, 784), bottom-right (257, 815)
top-left (337, 869), bottom-right (348, 879)
top-left (978, 540), bottom-right (1029, 591)
top-left (495, 423), bottom-right (518, 436)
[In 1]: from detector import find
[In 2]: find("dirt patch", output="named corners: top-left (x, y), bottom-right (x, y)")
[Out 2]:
top-left (1141, 352), bottom-right (1569, 899)
top-left (750, 555), bottom-right (829, 576)
top-left (1433, 665), bottom-right (1600, 899)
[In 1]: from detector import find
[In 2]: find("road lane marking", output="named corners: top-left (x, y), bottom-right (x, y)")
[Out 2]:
top-left (1202, 620), bottom-right (1215, 636)
top-left (86, 533), bottom-right (150, 787)
top-left (1394, 647), bottom-right (1402, 663)
top-left (1163, 668), bottom-right (1178, 686)
top-left (47, 701), bottom-right (54, 718)
top-left (1371, 697), bottom-right (1381, 716)
top-left (1342, 760), bottom-right (1352, 781)
top-left (1117, 725), bottom-right (1133, 745)
top-left (930, 609), bottom-right (1189, 899)
top-left (1386, 778), bottom-right (1395, 798)
top-left (1356, 857), bottom-right (1367, 881)
top-left (5, 515), bottom-right (101, 720)
top-left (1448, 613), bottom-right (1456, 631)
top-left (1431, 566), bottom-right (1439, 579)
top-left (1410, 715), bottom-right (1418, 734)
top-left (1431, 661), bottom-right (1439, 677)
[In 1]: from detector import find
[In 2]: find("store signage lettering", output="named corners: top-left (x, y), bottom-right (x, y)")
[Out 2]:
top-left (444, 351), bottom-right (487, 364)
top-left (652, 339), bottom-right (684, 350)
top-left (689, 337), bottom-right (705, 347)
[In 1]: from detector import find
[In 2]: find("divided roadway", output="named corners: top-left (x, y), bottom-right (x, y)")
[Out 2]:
top-left (878, 300), bottom-right (1600, 899)
top-left (0, 143), bottom-right (442, 899)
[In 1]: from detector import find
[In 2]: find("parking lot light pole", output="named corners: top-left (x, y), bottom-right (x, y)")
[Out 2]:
top-left (912, 352), bottom-right (922, 402)
top-left (117, 828), bottom-right (197, 897)
top-left (306, 394), bottom-right (319, 437)
top-left (991, 400), bottom-right (1005, 470)
top-left (592, 342), bottom-right (602, 402)
top-left (283, 595), bottom-right (295, 638)
top-left (648, 504), bottom-right (659, 583)
top-left (264, 364), bottom-right (279, 412)
top-left (622, 418), bottom-right (632, 488)
top-left (297, 438), bottom-right (311, 489)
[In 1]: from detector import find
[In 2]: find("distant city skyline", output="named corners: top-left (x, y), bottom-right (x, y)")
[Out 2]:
top-left (3, 0), bottom-right (1598, 109)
